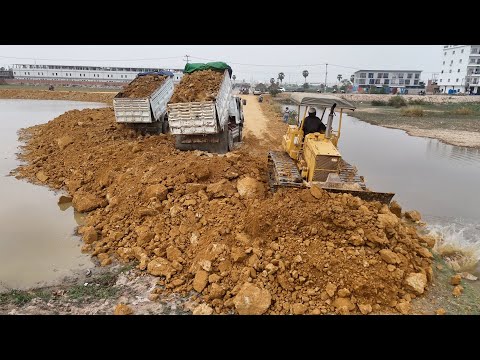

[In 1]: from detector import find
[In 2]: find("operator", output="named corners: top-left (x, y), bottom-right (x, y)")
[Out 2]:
top-left (302, 107), bottom-right (326, 137)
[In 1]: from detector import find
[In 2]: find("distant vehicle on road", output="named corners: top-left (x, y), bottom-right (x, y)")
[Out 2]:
top-left (278, 87), bottom-right (286, 92)
top-left (253, 89), bottom-right (262, 95)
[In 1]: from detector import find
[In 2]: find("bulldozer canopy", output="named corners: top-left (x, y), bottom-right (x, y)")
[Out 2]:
top-left (289, 93), bottom-right (356, 111)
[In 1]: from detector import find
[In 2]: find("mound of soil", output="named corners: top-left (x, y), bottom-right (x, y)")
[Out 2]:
top-left (13, 107), bottom-right (434, 315)
top-left (116, 75), bottom-right (167, 99)
top-left (170, 70), bottom-right (224, 103)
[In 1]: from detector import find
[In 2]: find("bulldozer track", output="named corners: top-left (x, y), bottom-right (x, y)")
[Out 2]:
top-left (338, 160), bottom-right (367, 190)
top-left (268, 151), bottom-right (303, 191)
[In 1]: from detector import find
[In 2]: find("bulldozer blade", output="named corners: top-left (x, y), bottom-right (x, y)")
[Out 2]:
top-left (321, 186), bottom-right (395, 204)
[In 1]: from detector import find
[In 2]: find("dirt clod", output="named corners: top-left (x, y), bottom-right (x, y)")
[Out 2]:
top-left (116, 75), bottom-right (167, 98)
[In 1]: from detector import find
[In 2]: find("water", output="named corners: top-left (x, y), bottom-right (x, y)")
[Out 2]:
top-left (0, 99), bottom-right (105, 291)
top-left (282, 104), bottom-right (480, 273)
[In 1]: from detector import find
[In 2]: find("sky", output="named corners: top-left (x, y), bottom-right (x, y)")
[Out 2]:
top-left (0, 45), bottom-right (443, 85)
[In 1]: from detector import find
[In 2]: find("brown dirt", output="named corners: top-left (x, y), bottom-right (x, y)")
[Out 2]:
top-left (116, 75), bottom-right (167, 99)
top-left (0, 89), bottom-right (115, 104)
top-left (170, 70), bottom-right (224, 103)
top-left (11, 95), bottom-right (436, 315)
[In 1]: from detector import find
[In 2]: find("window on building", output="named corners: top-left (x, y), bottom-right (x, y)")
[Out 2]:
top-left (384, 79), bottom-right (390, 85)
top-left (471, 48), bottom-right (479, 54)
top-left (453, 51), bottom-right (455, 54)
top-left (398, 73), bottom-right (404, 78)
top-left (358, 79), bottom-right (366, 84)
top-left (461, 49), bottom-right (464, 53)
top-left (443, 61), bottom-right (445, 65)
top-left (369, 79), bottom-right (374, 84)
top-left (444, 52), bottom-right (447, 56)
top-left (377, 73), bottom-right (382, 78)
top-left (375, 79), bottom-right (380, 84)
top-left (448, 79), bottom-right (450, 82)
top-left (399, 79), bottom-right (404, 85)
top-left (458, 69), bottom-right (460, 72)
top-left (405, 79), bottom-right (411, 85)
top-left (459, 59), bottom-right (462, 63)
top-left (440, 79), bottom-right (442, 82)
top-left (383, 73), bottom-right (389, 78)
top-left (360, 73), bottom-right (366, 78)
top-left (450, 60), bottom-right (453, 65)
top-left (456, 78), bottom-right (459, 82)
top-left (414, 80), bottom-right (419, 85)
top-left (441, 70), bottom-right (444, 73)
top-left (415, 74), bottom-right (420, 79)
top-left (449, 69), bottom-right (452, 73)
top-left (368, 73), bottom-right (374, 78)
top-left (407, 73), bottom-right (413, 79)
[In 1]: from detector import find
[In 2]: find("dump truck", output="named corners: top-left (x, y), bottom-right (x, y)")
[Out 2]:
top-left (268, 93), bottom-right (395, 204)
top-left (167, 63), bottom-right (244, 153)
top-left (113, 71), bottom-right (175, 134)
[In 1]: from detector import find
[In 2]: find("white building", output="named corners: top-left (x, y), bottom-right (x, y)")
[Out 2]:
top-left (438, 45), bottom-right (480, 94)
top-left (352, 69), bottom-right (423, 93)
top-left (9, 64), bottom-right (184, 86)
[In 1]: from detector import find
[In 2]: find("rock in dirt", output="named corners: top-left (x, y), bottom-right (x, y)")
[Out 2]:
top-left (310, 184), bottom-right (325, 199)
top-left (233, 283), bottom-right (271, 315)
top-left (379, 249), bottom-right (400, 264)
top-left (395, 301), bottom-right (411, 315)
top-left (147, 258), bottom-right (175, 278)
top-left (193, 270), bottom-right (209, 293)
top-left (459, 272), bottom-right (478, 281)
top-left (291, 303), bottom-right (307, 315)
top-left (450, 275), bottom-right (462, 285)
top-left (389, 201), bottom-right (402, 218)
top-left (58, 195), bottom-right (73, 204)
top-left (325, 282), bottom-right (337, 297)
top-left (56, 136), bottom-right (73, 150)
top-left (145, 184), bottom-right (168, 201)
top-left (405, 273), bottom-right (428, 295)
top-left (405, 210), bottom-right (421, 222)
top-left (193, 304), bottom-right (214, 315)
top-left (358, 304), bottom-right (372, 315)
top-left (72, 192), bottom-right (108, 213)
top-left (436, 308), bottom-right (446, 315)
top-left (82, 226), bottom-right (98, 244)
top-left (114, 304), bottom-right (133, 315)
top-left (236, 177), bottom-right (265, 199)
top-left (332, 298), bottom-right (355, 312)
top-left (36, 170), bottom-right (49, 182)
top-left (452, 285), bottom-right (463, 297)
top-left (116, 74), bottom-right (167, 98)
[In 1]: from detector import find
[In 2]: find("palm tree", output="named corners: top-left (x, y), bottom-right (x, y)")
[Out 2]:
top-left (278, 72), bottom-right (285, 84)
top-left (302, 70), bottom-right (309, 84)
top-left (337, 74), bottom-right (342, 82)
top-left (270, 77), bottom-right (275, 85)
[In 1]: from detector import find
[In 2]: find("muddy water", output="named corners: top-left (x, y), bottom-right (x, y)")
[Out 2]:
top-left (0, 100), bottom-right (105, 292)
top-left (282, 104), bottom-right (480, 273)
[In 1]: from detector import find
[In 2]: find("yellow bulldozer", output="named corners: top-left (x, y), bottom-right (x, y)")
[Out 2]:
top-left (268, 93), bottom-right (395, 204)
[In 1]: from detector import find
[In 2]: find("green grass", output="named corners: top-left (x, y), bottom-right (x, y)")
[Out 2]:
top-left (67, 272), bottom-right (119, 302)
top-left (387, 96), bottom-right (407, 108)
top-left (400, 107), bottom-right (424, 117)
top-left (0, 289), bottom-right (51, 306)
top-left (371, 100), bottom-right (387, 106)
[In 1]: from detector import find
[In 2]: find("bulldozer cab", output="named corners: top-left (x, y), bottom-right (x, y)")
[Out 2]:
top-left (282, 93), bottom-right (356, 161)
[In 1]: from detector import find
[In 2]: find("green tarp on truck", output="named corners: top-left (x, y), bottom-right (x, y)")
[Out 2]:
top-left (184, 62), bottom-right (232, 77)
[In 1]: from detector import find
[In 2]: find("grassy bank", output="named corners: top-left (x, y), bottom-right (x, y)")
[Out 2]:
top-left (353, 101), bottom-right (480, 133)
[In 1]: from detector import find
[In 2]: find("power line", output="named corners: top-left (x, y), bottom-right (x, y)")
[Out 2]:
top-left (0, 55), bottom-right (184, 62)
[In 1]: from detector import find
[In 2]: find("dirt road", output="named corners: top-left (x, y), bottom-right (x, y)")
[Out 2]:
top-left (240, 95), bottom-right (268, 139)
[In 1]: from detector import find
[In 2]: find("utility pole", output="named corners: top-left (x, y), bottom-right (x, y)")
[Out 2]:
top-left (325, 63), bottom-right (328, 92)
top-left (184, 55), bottom-right (190, 64)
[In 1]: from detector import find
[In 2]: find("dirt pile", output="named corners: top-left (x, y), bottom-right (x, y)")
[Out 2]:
top-left (170, 70), bottom-right (224, 103)
top-left (116, 75), bottom-right (167, 98)
top-left (14, 107), bottom-right (434, 314)
top-left (0, 89), bottom-right (115, 103)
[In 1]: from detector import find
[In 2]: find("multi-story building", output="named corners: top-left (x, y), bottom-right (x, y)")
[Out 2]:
top-left (438, 45), bottom-right (480, 94)
top-left (7, 64), bottom-right (184, 87)
top-left (352, 70), bottom-right (423, 93)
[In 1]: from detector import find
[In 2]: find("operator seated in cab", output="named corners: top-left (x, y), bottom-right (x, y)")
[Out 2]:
top-left (302, 107), bottom-right (326, 137)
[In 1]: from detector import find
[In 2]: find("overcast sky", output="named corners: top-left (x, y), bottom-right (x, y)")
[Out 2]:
top-left (0, 45), bottom-right (443, 85)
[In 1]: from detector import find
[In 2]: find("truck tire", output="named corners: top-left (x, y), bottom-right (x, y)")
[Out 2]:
top-left (162, 120), bottom-right (169, 134)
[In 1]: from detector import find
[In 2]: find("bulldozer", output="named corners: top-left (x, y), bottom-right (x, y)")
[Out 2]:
top-left (267, 93), bottom-right (395, 204)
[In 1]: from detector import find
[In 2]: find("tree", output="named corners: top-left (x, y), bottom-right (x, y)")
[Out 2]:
top-left (337, 74), bottom-right (342, 83)
top-left (303, 82), bottom-right (310, 89)
top-left (255, 83), bottom-right (267, 92)
top-left (340, 79), bottom-right (352, 93)
top-left (350, 74), bottom-right (354, 83)
top-left (270, 77), bottom-right (275, 85)
top-left (278, 72), bottom-right (285, 84)
top-left (302, 70), bottom-right (309, 84)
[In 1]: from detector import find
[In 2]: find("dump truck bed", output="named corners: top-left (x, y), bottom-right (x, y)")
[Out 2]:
top-left (113, 77), bottom-right (174, 123)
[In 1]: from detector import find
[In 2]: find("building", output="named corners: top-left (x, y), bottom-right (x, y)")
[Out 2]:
top-left (352, 69), bottom-right (423, 93)
top-left (6, 64), bottom-right (184, 87)
top-left (438, 45), bottom-right (480, 94)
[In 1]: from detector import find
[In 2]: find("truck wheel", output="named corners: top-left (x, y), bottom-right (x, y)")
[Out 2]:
top-left (162, 120), bottom-right (169, 134)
